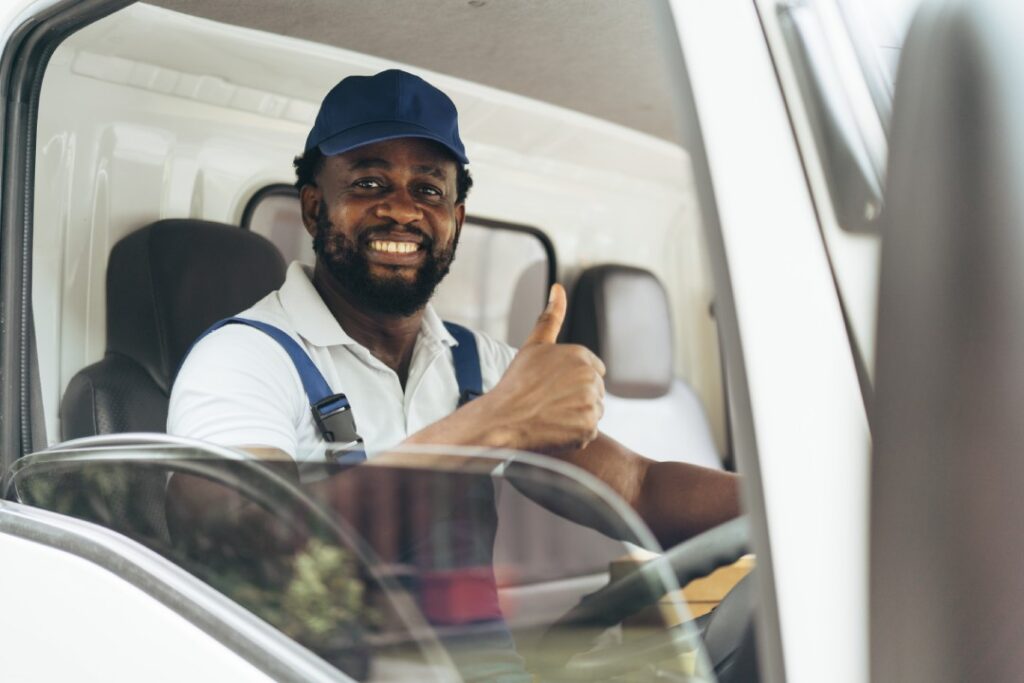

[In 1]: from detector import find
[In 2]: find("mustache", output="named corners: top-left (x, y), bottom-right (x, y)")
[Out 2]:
top-left (313, 209), bottom-right (435, 249)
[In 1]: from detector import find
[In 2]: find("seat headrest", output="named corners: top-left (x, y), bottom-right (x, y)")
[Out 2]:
top-left (105, 219), bottom-right (287, 392)
top-left (507, 261), bottom-right (548, 347)
top-left (565, 265), bottom-right (673, 399)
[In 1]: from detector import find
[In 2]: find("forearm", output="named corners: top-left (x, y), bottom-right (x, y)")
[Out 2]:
top-left (561, 433), bottom-right (741, 548)
top-left (633, 460), bottom-right (741, 548)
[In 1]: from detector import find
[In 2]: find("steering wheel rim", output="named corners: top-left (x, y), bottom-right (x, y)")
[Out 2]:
top-left (532, 515), bottom-right (751, 679)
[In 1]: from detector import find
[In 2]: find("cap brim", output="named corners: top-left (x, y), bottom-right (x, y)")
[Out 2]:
top-left (312, 120), bottom-right (468, 164)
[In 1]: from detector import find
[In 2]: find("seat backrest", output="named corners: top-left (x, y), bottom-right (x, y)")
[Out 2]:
top-left (60, 219), bottom-right (287, 439)
top-left (565, 264), bottom-right (721, 468)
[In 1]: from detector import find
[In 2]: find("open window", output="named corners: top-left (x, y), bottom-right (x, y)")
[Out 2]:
top-left (3, 0), bottom-right (776, 680)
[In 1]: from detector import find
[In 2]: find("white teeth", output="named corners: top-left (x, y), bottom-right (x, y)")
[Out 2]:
top-left (370, 240), bottom-right (418, 254)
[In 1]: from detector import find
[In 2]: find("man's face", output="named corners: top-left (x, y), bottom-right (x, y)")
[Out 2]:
top-left (301, 138), bottom-right (465, 316)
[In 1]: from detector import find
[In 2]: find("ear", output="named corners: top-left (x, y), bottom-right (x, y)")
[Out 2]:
top-left (299, 184), bottom-right (322, 238)
top-left (454, 202), bottom-right (465, 239)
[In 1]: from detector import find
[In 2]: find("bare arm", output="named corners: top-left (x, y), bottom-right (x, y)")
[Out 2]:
top-left (407, 285), bottom-right (741, 546)
top-left (560, 433), bottom-right (740, 547)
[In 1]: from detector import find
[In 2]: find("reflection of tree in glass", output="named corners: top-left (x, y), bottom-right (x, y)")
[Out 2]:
top-left (17, 466), bottom-right (144, 533)
top-left (209, 539), bottom-right (379, 681)
top-left (17, 467), bottom-right (379, 680)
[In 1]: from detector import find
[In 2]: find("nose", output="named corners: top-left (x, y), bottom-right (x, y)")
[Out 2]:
top-left (374, 187), bottom-right (423, 225)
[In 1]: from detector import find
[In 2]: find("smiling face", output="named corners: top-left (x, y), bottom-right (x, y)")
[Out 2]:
top-left (300, 138), bottom-right (466, 316)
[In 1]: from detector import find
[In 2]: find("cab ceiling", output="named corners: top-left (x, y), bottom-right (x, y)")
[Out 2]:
top-left (148, 0), bottom-right (683, 143)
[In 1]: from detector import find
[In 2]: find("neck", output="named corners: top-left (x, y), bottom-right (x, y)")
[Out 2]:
top-left (312, 260), bottom-right (423, 383)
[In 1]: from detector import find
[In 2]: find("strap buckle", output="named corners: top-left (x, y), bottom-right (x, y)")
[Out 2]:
top-left (312, 393), bottom-right (363, 446)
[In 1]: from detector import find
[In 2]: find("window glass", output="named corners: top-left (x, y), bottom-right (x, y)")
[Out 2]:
top-left (770, 0), bottom-right (931, 387)
top-left (857, 0), bottom-right (921, 85)
top-left (822, 0), bottom-right (924, 381)
top-left (244, 190), bottom-right (306, 262)
top-left (836, 0), bottom-right (924, 108)
top-left (7, 444), bottom-right (729, 682)
top-left (245, 189), bottom-right (552, 347)
top-left (430, 226), bottom-right (549, 348)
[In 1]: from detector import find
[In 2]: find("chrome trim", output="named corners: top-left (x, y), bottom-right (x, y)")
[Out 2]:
top-left (0, 500), bottom-right (350, 682)
top-left (44, 431), bottom-right (256, 454)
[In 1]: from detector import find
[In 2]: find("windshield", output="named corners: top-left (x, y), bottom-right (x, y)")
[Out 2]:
top-left (5, 441), bottom-right (717, 682)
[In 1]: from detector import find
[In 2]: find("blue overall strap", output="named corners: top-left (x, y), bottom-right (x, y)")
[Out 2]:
top-left (191, 317), bottom-right (366, 464)
top-left (443, 321), bottom-right (484, 407)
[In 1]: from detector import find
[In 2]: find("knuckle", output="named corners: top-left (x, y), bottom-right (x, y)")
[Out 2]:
top-left (561, 344), bottom-right (587, 361)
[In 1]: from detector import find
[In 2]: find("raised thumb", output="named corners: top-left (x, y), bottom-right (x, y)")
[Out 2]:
top-left (523, 284), bottom-right (566, 346)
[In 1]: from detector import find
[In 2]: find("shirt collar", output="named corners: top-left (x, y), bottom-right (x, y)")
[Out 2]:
top-left (279, 261), bottom-right (457, 349)
top-left (279, 262), bottom-right (354, 347)
top-left (421, 302), bottom-right (458, 348)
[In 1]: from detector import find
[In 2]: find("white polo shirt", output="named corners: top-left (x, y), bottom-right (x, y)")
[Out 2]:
top-left (168, 262), bottom-right (517, 462)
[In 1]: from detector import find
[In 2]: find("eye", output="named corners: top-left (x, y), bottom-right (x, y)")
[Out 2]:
top-left (353, 178), bottom-right (386, 190)
top-left (417, 184), bottom-right (443, 198)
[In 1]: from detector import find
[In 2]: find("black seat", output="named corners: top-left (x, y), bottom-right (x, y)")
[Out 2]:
top-left (60, 219), bottom-right (287, 440)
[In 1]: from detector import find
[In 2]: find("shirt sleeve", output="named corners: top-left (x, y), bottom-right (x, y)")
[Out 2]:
top-left (474, 330), bottom-right (518, 392)
top-left (167, 325), bottom-right (305, 459)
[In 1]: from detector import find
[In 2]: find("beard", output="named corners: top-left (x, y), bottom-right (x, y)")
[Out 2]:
top-left (312, 207), bottom-right (458, 317)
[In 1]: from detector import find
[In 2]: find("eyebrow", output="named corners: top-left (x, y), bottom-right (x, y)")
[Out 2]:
top-left (414, 165), bottom-right (448, 181)
top-left (348, 157), bottom-right (390, 171)
top-left (348, 157), bottom-right (449, 180)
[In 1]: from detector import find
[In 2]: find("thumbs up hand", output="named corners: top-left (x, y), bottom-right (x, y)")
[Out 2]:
top-left (479, 284), bottom-right (606, 456)
top-left (523, 283), bottom-right (569, 346)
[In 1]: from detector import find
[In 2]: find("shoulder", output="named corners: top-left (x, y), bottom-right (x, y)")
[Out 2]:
top-left (171, 300), bottom-right (309, 422)
top-left (168, 316), bottom-right (308, 456)
top-left (471, 328), bottom-right (516, 367)
top-left (180, 321), bottom-right (292, 370)
top-left (172, 320), bottom-right (305, 408)
top-left (463, 327), bottom-right (516, 391)
top-left (180, 290), bottom-right (297, 364)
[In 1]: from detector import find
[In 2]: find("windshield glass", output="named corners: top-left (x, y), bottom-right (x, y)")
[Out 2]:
top-left (6, 441), bottom-right (720, 682)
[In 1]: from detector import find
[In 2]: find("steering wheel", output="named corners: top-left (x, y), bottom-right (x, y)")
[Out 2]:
top-left (531, 516), bottom-right (754, 681)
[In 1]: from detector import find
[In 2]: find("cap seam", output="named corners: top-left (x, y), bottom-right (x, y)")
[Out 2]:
top-left (393, 70), bottom-right (401, 119)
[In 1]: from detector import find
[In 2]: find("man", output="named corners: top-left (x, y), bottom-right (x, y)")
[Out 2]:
top-left (168, 69), bottom-right (739, 549)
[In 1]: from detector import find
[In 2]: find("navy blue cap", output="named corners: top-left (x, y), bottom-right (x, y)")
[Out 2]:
top-left (304, 69), bottom-right (468, 164)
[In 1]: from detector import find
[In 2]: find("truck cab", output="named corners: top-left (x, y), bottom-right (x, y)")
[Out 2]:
top-left (2, 0), bottom-right (1013, 681)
